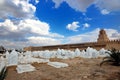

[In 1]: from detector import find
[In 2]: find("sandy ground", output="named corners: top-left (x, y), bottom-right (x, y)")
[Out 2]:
top-left (6, 57), bottom-right (120, 80)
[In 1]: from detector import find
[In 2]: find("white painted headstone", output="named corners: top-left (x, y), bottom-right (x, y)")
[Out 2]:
top-left (8, 50), bottom-right (18, 66)
top-left (0, 56), bottom-right (6, 72)
top-left (47, 62), bottom-right (68, 68)
top-left (16, 64), bottom-right (35, 73)
top-left (75, 48), bottom-right (81, 57)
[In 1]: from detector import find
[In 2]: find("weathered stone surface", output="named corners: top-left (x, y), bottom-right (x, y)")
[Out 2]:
top-left (97, 29), bottom-right (109, 42)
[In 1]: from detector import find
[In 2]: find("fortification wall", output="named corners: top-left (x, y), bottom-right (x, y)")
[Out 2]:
top-left (105, 39), bottom-right (120, 50)
top-left (24, 39), bottom-right (120, 51)
top-left (24, 42), bottom-right (106, 51)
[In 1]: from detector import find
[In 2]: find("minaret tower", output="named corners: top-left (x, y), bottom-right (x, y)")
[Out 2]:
top-left (97, 29), bottom-right (109, 42)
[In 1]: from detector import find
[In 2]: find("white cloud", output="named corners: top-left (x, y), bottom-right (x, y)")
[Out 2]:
top-left (49, 33), bottom-right (64, 38)
top-left (35, 0), bottom-right (39, 4)
top-left (95, 0), bottom-right (120, 15)
top-left (0, 37), bottom-right (62, 49)
top-left (0, 0), bottom-right (64, 49)
top-left (101, 9), bottom-right (110, 15)
top-left (0, 19), bottom-right (64, 39)
top-left (95, 0), bottom-right (120, 13)
top-left (0, 40), bottom-right (28, 49)
top-left (18, 19), bottom-right (50, 36)
top-left (52, 0), bottom-right (120, 14)
top-left (83, 23), bottom-right (90, 28)
top-left (111, 33), bottom-right (120, 39)
top-left (84, 17), bottom-right (92, 21)
top-left (0, 19), bottom-right (50, 38)
top-left (66, 21), bottom-right (80, 31)
top-left (0, 19), bottom-right (64, 48)
top-left (52, 0), bottom-right (63, 8)
top-left (66, 28), bottom-right (120, 44)
top-left (27, 36), bottom-right (61, 46)
top-left (52, 0), bottom-right (94, 12)
top-left (0, 0), bottom-right (36, 19)
top-left (0, 19), bottom-right (24, 39)
top-left (105, 29), bottom-right (120, 40)
top-left (0, 19), bottom-right (17, 31)
top-left (66, 28), bottom-right (100, 43)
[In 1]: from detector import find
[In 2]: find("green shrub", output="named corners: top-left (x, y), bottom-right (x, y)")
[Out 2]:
top-left (100, 48), bottom-right (120, 66)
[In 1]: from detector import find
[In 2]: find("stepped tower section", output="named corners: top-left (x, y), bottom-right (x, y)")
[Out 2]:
top-left (97, 29), bottom-right (109, 42)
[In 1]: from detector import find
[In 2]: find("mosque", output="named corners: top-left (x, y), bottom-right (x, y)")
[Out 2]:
top-left (24, 29), bottom-right (120, 51)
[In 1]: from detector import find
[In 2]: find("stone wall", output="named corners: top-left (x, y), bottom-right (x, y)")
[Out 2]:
top-left (24, 39), bottom-right (120, 51)
top-left (105, 40), bottom-right (120, 50)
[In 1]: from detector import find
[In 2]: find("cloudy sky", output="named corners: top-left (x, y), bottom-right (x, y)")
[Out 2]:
top-left (0, 0), bottom-right (120, 49)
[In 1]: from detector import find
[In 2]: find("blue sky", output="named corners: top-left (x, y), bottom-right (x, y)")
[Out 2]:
top-left (0, 0), bottom-right (120, 49)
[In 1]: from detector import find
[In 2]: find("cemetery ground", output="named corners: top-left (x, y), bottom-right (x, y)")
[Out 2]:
top-left (6, 57), bottom-right (120, 80)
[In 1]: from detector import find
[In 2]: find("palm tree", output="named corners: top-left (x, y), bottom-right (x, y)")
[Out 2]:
top-left (100, 48), bottom-right (120, 66)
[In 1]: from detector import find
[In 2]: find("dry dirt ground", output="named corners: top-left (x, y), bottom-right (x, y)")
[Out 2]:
top-left (6, 58), bottom-right (120, 80)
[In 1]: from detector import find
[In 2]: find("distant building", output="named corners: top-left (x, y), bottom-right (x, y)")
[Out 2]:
top-left (24, 29), bottom-right (120, 51)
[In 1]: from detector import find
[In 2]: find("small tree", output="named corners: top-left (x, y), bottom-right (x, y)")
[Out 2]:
top-left (100, 48), bottom-right (120, 66)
